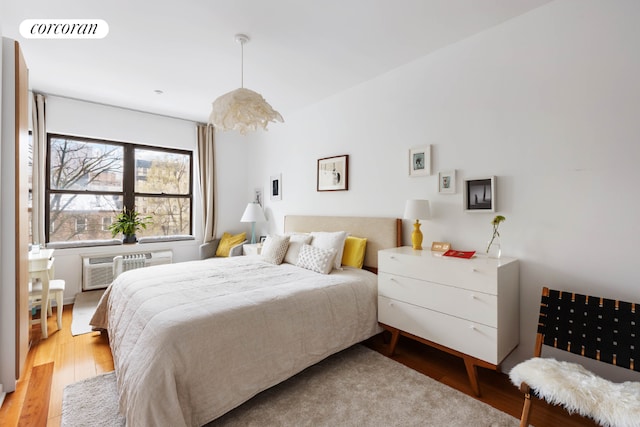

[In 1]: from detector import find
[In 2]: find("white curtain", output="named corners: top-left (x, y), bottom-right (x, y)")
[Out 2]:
top-left (31, 93), bottom-right (47, 245)
top-left (197, 124), bottom-right (216, 242)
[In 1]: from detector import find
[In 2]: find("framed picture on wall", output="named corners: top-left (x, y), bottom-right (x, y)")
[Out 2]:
top-left (438, 170), bottom-right (456, 194)
top-left (317, 155), bottom-right (349, 191)
top-left (254, 187), bottom-right (263, 207)
top-left (409, 145), bottom-right (431, 177)
top-left (463, 176), bottom-right (495, 212)
top-left (270, 174), bottom-right (282, 201)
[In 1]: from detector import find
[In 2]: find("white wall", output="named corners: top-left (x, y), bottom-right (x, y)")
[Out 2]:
top-left (43, 96), bottom-right (247, 303)
top-left (245, 0), bottom-right (640, 381)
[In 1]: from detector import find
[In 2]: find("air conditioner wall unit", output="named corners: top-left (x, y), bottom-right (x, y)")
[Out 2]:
top-left (82, 250), bottom-right (173, 291)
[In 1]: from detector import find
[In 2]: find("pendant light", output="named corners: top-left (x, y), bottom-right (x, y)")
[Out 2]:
top-left (209, 34), bottom-right (284, 135)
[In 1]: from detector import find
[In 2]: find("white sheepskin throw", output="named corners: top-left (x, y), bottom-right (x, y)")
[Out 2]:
top-left (509, 357), bottom-right (640, 427)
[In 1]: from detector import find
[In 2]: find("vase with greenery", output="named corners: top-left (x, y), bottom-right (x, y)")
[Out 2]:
top-left (486, 215), bottom-right (505, 258)
top-left (108, 207), bottom-right (152, 243)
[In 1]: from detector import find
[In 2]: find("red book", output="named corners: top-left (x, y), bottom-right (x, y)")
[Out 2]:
top-left (442, 250), bottom-right (476, 259)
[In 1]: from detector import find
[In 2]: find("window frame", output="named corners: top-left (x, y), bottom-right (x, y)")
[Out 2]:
top-left (45, 133), bottom-right (193, 244)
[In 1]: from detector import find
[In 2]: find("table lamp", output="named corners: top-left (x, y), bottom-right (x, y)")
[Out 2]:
top-left (403, 199), bottom-right (431, 250)
top-left (240, 202), bottom-right (266, 244)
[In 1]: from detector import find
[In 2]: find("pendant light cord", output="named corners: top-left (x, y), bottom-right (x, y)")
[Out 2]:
top-left (235, 34), bottom-right (249, 89)
top-left (240, 37), bottom-right (244, 88)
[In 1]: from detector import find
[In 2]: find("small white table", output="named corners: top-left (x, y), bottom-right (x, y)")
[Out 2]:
top-left (28, 248), bottom-right (55, 338)
top-left (242, 243), bottom-right (262, 256)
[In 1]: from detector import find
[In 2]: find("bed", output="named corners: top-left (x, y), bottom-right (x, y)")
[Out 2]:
top-left (91, 215), bottom-right (401, 427)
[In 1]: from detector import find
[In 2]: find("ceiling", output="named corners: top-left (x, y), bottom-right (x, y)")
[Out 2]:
top-left (2, 0), bottom-right (552, 123)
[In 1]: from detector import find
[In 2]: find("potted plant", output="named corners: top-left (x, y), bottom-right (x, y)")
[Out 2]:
top-left (108, 207), bottom-right (152, 243)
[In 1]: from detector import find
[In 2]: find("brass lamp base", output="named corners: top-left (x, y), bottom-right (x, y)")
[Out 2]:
top-left (411, 220), bottom-right (423, 250)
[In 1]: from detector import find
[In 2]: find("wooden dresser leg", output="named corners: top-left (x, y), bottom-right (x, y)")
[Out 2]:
top-left (463, 357), bottom-right (481, 396)
top-left (387, 328), bottom-right (400, 356)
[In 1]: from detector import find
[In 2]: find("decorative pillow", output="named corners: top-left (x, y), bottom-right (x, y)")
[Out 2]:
top-left (296, 244), bottom-right (336, 275)
top-left (284, 233), bottom-right (313, 265)
top-left (309, 231), bottom-right (348, 270)
top-left (261, 234), bottom-right (291, 265)
top-left (215, 232), bottom-right (246, 257)
top-left (341, 236), bottom-right (368, 269)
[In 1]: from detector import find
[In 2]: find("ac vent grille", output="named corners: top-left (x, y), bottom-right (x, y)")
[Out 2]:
top-left (89, 256), bottom-right (115, 265)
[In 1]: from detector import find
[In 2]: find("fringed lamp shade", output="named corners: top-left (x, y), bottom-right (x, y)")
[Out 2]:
top-left (209, 88), bottom-right (284, 135)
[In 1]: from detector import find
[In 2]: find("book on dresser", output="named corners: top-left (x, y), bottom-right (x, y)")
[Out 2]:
top-left (377, 246), bottom-right (519, 396)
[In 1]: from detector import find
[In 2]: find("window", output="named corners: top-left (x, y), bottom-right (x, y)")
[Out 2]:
top-left (46, 134), bottom-right (192, 244)
top-left (75, 218), bottom-right (87, 233)
top-left (101, 216), bottom-right (112, 231)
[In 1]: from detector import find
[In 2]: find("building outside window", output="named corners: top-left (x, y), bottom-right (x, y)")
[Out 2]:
top-left (45, 134), bottom-right (192, 244)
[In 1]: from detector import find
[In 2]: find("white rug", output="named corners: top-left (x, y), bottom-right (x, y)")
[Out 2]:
top-left (71, 290), bottom-right (105, 336)
top-left (61, 345), bottom-right (520, 426)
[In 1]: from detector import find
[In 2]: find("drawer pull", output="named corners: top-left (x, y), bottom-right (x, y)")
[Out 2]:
top-left (469, 325), bottom-right (476, 330)
top-left (470, 294), bottom-right (477, 300)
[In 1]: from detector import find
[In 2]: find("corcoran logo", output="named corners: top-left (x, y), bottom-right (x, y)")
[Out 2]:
top-left (19, 19), bottom-right (109, 39)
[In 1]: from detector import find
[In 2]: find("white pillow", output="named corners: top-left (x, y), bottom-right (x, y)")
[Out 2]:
top-left (309, 231), bottom-right (348, 270)
top-left (261, 234), bottom-right (290, 265)
top-left (284, 233), bottom-right (313, 265)
top-left (296, 244), bottom-right (336, 275)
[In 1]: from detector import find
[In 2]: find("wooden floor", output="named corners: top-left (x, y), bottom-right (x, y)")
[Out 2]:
top-left (0, 305), bottom-right (598, 427)
top-left (0, 305), bottom-right (113, 427)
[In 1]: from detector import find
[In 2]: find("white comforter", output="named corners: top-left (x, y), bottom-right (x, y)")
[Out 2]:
top-left (91, 256), bottom-right (380, 427)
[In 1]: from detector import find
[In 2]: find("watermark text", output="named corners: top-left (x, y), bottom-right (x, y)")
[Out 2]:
top-left (20, 19), bottom-right (109, 39)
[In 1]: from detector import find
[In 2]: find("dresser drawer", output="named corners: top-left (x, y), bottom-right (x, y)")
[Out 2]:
top-left (379, 296), bottom-right (499, 364)
top-left (378, 272), bottom-right (497, 327)
top-left (379, 250), bottom-right (498, 294)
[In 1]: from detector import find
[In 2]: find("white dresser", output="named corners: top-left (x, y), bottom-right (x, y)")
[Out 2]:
top-left (378, 246), bottom-right (519, 396)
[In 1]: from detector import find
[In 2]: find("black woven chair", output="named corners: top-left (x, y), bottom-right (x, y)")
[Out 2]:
top-left (509, 287), bottom-right (640, 427)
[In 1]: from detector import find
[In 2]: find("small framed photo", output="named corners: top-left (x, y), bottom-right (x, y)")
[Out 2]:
top-left (431, 241), bottom-right (452, 252)
top-left (259, 235), bottom-right (267, 244)
top-left (270, 174), bottom-right (282, 201)
top-left (409, 145), bottom-right (431, 177)
top-left (254, 187), bottom-right (263, 207)
top-left (317, 155), bottom-right (349, 191)
top-left (438, 170), bottom-right (456, 194)
top-left (463, 176), bottom-right (495, 212)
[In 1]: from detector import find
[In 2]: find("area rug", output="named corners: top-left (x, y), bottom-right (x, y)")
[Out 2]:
top-left (62, 345), bottom-right (519, 427)
top-left (71, 290), bottom-right (105, 336)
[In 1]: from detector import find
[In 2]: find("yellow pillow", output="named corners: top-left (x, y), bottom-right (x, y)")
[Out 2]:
top-left (215, 232), bottom-right (246, 257)
top-left (341, 236), bottom-right (367, 268)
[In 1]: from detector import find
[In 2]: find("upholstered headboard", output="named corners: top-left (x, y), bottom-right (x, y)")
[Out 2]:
top-left (284, 215), bottom-right (402, 271)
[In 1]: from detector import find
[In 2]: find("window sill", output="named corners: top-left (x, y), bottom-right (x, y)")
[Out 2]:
top-left (137, 235), bottom-right (194, 244)
top-left (46, 239), bottom-right (123, 249)
top-left (46, 235), bottom-right (194, 250)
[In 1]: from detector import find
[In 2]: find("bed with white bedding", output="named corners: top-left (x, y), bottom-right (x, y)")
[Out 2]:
top-left (91, 215), bottom-right (401, 427)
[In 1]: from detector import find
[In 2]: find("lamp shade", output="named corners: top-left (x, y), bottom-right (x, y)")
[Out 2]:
top-left (403, 199), bottom-right (431, 220)
top-left (210, 88), bottom-right (284, 135)
top-left (240, 202), bottom-right (266, 223)
top-left (208, 34), bottom-right (283, 135)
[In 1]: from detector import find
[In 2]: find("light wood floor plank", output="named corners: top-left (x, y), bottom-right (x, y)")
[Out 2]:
top-left (17, 362), bottom-right (53, 426)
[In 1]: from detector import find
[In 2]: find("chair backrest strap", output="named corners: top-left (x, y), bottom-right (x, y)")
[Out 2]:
top-left (536, 287), bottom-right (639, 371)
